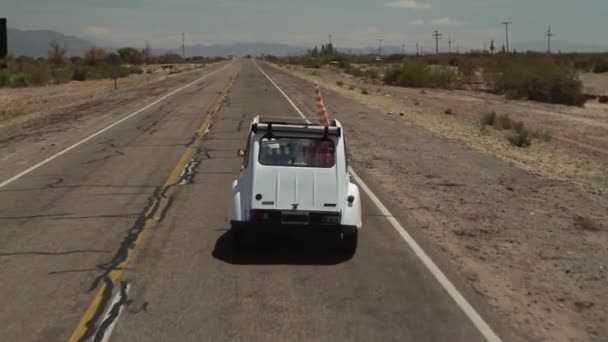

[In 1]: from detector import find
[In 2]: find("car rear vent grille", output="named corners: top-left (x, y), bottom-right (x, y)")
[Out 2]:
top-left (324, 203), bottom-right (337, 207)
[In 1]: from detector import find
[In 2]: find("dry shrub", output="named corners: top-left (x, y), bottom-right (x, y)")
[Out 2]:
top-left (383, 61), bottom-right (460, 89)
top-left (484, 56), bottom-right (586, 106)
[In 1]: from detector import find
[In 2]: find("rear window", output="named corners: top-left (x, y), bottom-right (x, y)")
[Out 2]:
top-left (258, 137), bottom-right (335, 168)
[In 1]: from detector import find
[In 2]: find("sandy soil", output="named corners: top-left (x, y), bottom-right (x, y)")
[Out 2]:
top-left (279, 65), bottom-right (608, 191)
top-left (581, 73), bottom-right (608, 96)
top-left (269, 63), bottom-right (608, 341)
top-left (0, 63), bottom-right (203, 125)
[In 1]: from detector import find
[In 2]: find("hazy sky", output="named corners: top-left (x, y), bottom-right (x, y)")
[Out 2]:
top-left (4, 0), bottom-right (607, 51)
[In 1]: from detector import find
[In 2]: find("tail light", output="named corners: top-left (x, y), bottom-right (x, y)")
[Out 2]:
top-left (250, 210), bottom-right (269, 222)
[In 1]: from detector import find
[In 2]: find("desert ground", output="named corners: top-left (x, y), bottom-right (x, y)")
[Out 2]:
top-left (0, 59), bottom-right (606, 341)
top-left (269, 62), bottom-right (608, 341)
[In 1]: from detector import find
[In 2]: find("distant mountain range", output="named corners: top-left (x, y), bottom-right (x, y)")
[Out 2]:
top-left (7, 28), bottom-right (94, 57)
top-left (183, 42), bottom-right (306, 57)
top-left (5, 27), bottom-right (607, 58)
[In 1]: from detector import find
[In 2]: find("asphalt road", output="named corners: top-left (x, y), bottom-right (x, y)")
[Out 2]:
top-left (0, 59), bottom-right (505, 342)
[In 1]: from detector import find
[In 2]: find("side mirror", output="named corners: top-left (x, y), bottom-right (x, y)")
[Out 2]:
top-left (237, 149), bottom-right (245, 157)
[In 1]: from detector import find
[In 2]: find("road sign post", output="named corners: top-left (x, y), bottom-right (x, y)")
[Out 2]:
top-left (110, 54), bottom-right (120, 90)
top-left (0, 18), bottom-right (7, 69)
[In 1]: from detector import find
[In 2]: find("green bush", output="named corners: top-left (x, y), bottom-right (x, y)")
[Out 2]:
top-left (11, 74), bottom-right (30, 88)
top-left (481, 112), bottom-right (497, 126)
top-left (361, 88), bottom-right (369, 95)
top-left (481, 112), bottom-right (515, 130)
top-left (430, 70), bottom-right (459, 89)
top-left (593, 59), bottom-right (608, 73)
top-left (383, 61), bottom-right (460, 89)
top-left (383, 68), bottom-right (401, 85)
top-left (383, 61), bottom-right (429, 87)
top-left (508, 129), bottom-right (532, 147)
top-left (72, 68), bottom-right (88, 81)
top-left (486, 57), bottom-right (586, 106)
top-left (304, 57), bottom-right (321, 69)
top-left (0, 70), bottom-right (32, 87)
top-left (336, 80), bottom-right (344, 86)
top-left (0, 70), bottom-right (12, 87)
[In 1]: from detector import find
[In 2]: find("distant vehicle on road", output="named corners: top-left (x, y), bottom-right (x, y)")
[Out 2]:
top-left (229, 116), bottom-right (362, 253)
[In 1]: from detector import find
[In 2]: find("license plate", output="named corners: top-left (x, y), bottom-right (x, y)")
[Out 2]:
top-left (281, 211), bottom-right (310, 225)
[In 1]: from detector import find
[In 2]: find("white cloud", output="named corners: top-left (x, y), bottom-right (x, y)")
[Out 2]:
top-left (408, 19), bottom-right (425, 27)
top-left (429, 17), bottom-right (465, 27)
top-left (385, 1), bottom-right (432, 10)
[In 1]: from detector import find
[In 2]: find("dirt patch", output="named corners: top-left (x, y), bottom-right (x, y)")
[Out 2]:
top-left (0, 63), bottom-right (204, 127)
top-left (581, 72), bottom-right (608, 96)
top-left (276, 64), bottom-right (608, 191)
top-left (267, 63), bottom-right (608, 341)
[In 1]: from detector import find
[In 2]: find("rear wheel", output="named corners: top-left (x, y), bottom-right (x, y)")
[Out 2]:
top-left (231, 226), bottom-right (245, 253)
top-left (342, 231), bottom-right (358, 255)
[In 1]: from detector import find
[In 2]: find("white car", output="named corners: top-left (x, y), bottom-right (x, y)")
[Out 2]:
top-left (229, 116), bottom-right (362, 254)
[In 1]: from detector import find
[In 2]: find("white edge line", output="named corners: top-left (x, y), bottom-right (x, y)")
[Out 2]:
top-left (99, 284), bottom-right (131, 342)
top-left (0, 61), bottom-right (233, 189)
top-left (253, 60), bottom-right (309, 122)
top-left (253, 60), bottom-right (502, 342)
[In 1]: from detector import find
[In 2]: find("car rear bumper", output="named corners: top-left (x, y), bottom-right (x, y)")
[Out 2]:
top-left (230, 221), bottom-right (358, 234)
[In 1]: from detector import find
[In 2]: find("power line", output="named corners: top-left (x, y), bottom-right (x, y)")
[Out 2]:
top-left (433, 30), bottom-right (442, 55)
top-left (501, 21), bottom-right (512, 53)
top-left (546, 25), bottom-right (555, 54)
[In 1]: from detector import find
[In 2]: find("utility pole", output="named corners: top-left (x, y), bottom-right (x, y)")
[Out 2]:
top-left (448, 36), bottom-right (453, 53)
top-left (182, 32), bottom-right (185, 59)
top-left (546, 25), bottom-right (555, 54)
top-left (501, 21), bottom-right (512, 53)
top-left (402, 44), bottom-right (405, 55)
top-left (416, 43), bottom-right (420, 56)
top-left (433, 30), bottom-right (442, 55)
top-left (144, 40), bottom-right (150, 66)
top-left (329, 34), bottom-right (332, 45)
top-left (376, 39), bottom-right (383, 56)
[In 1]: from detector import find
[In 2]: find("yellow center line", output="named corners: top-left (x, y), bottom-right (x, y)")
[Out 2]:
top-left (67, 73), bottom-right (235, 342)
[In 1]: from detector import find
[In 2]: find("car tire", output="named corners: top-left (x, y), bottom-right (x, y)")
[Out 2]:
top-left (342, 231), bottom-right (358, 255)
top-left (231, 228), bottom-right (244, 253)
